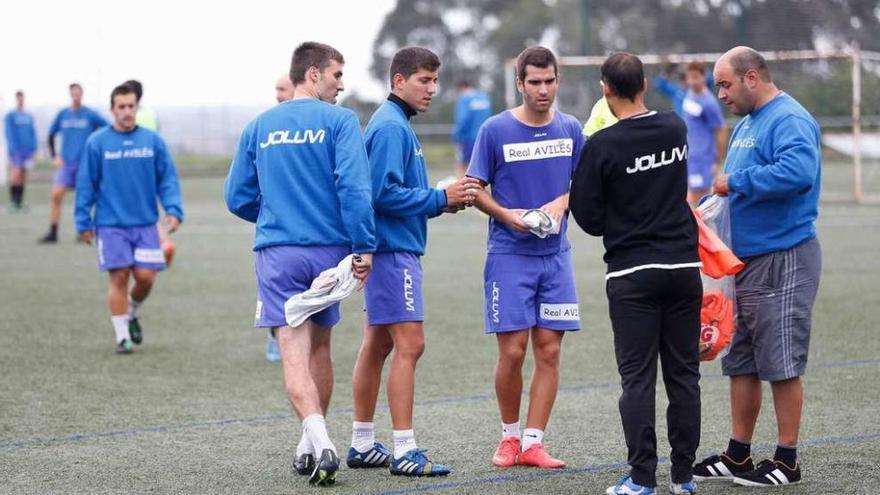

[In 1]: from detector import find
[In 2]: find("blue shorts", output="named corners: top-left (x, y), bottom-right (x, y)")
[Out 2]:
top-left (254, 245), bottom-right (349, 329)
top-left (364, 252), bottom-right (423, 325)
top-left (687, 162), bottom-right (714, 191)
top-left (97, 226), bottom-right (166, 272)
top-left (456, 141), bottom-right (475, 165)
top-left (483, 250), bottom-right (580, 333)
top-left (9, 152), bottom-right (34, 170)
top-left (54, 161), bottom-right (79, 188)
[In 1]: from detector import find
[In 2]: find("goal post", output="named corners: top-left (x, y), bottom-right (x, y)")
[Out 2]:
top-left (505, 47), bottom-right (880, 203)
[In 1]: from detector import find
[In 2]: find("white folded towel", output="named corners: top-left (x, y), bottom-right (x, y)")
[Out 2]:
top-left (521, 209), bottom-right (560, 239)
top-left (284, 254), bottom-right (359, 328)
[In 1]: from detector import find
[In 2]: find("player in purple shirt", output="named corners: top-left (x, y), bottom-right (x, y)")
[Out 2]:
top-left (681, 61), bottom-right (727, 204)
top-left (467, 46), bottom-right (584, 470)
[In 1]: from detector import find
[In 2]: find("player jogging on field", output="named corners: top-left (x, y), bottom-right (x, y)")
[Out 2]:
top-left (74, 83), bottom-right (183, 354)
top-left (4, 90), bottom-right (37, 212)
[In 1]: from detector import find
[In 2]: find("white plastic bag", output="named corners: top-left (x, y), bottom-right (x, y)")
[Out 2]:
top-left (696, 195), bottom-right (738, 361)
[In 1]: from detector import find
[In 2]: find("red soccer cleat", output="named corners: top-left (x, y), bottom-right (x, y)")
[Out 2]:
top-left (516, 444), bottom-right (566, 469)
top-left (492, 437), bottom-right (521, 467)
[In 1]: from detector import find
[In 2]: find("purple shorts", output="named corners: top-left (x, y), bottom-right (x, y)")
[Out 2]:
top-left (54, 161), bottom-right (79, 188)
top-left (687, 162), bottom-right (714, 191)
top-left (96, 226), bottom-right (165, 272)
top-left (483, 249), bottom-right (580, 333)
top-left (9, 152), bottom-right (34, 170)
top-left (364, 252), bottom-right (423, 326)
top-left (254, 245), bottom-right (350, 329)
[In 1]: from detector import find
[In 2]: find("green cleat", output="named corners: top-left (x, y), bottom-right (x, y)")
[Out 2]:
top-left (129, 318), bottom-right (143, 345)
top-left (308, 449), bottom-right (339, 487)
top-left (115, 339), bottom-right (133, 354)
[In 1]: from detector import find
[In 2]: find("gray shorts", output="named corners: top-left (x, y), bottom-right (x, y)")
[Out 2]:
top-left (721, 237), bottom-right (821, 381)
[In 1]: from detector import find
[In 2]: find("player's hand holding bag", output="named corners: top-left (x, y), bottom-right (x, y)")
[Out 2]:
top-left (694, 195), bottom-right (743, 361)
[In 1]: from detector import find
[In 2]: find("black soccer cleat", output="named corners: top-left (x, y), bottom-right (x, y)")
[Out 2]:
top-left (115, 339), bottom-right (133, 354)
top-left (38, 232), bottom-right (58, 244)
top-left (693, 453), bottom-right (754, 480)
top-left (308, 449), bottom-right (339, 487)
top-left (733, 459), bottom-right (801, 487)
top-left (293, 452), bottom-right (316, 476)
top-left (129, 318), bottom-right (143, 345)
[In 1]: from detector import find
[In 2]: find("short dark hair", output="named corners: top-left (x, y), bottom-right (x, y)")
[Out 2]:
top-left (687, 61), bottom-right (706, 75)
top-left (600, 52), bottom-right (645, 102)
top-left (456, 80), bottom-right (472, 89)
top-left (124, 79), bottom-right (144, 102)
top-left (15, 90), bottom-right (24, 98)
top-left (515, 46), bottom-right (558, 82)
top-left (110, 83), bottom-right (137, 107)
top-left (389, 47), bottom-right (440, 88)
top-left (728, 47), bottom-right (772, 82)
top-left (290, 42), bottom-right (345, 85)
top-left (69, 82), bottom-right (82, 91)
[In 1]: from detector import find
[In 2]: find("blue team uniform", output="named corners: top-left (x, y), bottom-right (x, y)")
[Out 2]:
top-left (225, 98), bottom-right (376, 329)
top-left (452, 89), bottom-right (491, 164)
top-left (467, 110), bottom-right (584, 333)
top-left (49, 106), bottom-right (108, 187)
top-left (75, 126), bottom-right (183, 271)
top-left (364, 96), bottom-right (446, 325)
top-left (681, 89), bottom-right (725, 190)
top-left (4, 110), bottom-right (37, 168)
top-left (723, 92), bottom-right (821, 258)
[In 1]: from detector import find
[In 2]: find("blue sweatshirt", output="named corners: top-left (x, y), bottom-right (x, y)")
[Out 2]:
top-left (225, 98), bottom-right (376, 253)
top-left (724, 92), bottom-right (821, 258)
top-left (452, 89), bottom-right (492, 144)
top-left (366, 96), bottom-right (446, 256)
top-left (49, 106), bottom-right (108, 164)
top-left (75, 126), bottom-right (184, 233)
top-left (4, 110), bottom-right (37, 155)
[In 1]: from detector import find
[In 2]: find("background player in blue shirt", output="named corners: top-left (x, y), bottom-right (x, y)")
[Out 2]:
top-left (681, 61), bottom-right (727, 204)
top-left (42, 83), bottom-right (108, 243)
top-left (225, 42), bottom-right (376, 487)
top-left (348, 47), bottom-right (479, 478)
top-left (75, 83), bottom-right (183, 355)
top-left (467, 46), bottom-right (585, 470)
top-left (4, 90), bottom-right (37, 211)
top-left (451, 81), bottom-right (491, 178)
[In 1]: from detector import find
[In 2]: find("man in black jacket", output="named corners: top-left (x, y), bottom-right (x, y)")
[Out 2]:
top-left (570, 52), bottom-right (702, 495)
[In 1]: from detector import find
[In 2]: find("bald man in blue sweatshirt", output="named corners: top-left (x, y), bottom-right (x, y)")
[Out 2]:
top-left (348, 47), bottom-right (480, 478)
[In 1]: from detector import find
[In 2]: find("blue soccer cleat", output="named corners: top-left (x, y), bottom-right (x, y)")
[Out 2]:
top-left (347, 442), bottom-right (391, 468)
top-left (308, 449), bottom-right (339, 487)
top-left (669, 478), bottom-right (697, 494)
top-left (606, 475), bottom-right (656, 495)
top-left (389, 449), bottom-right (450, 477)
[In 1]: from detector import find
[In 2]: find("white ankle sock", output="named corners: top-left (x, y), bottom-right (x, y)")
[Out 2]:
top-left (392, 429), bottom-right (417, 459)
top-left (522, 428), bottom-right (544, 451)
top-left (351, 421), bottom-right (375, 453)
top-left (128, 297), bottom-right (141, 319)
top-left (302, 414), bottom-right (335, 454)
top-left (296, 429), bottom-right (315, 457)
top-left (111, 314), bottom-right (130, 343)
top-left (502, 421), bottom-right (520, 439)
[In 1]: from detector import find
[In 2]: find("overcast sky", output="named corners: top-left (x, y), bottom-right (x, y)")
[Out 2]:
top-left (0, 0), bottom-right (396, 109)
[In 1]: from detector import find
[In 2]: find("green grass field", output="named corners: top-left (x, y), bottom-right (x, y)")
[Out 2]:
top-left (1, 160), bottom-right (879, 494)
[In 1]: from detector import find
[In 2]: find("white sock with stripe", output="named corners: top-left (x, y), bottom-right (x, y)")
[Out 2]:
top-left (522, 428), bottom-right (544, 451)
top-left (111, 314), bottom-right (130, 344)
top-left (302, 414), bottom-right (335, 454)
top-left (351, 421), bottom-right (375, 453)
top-left (392, 429), bottom-right (417, 459)
top-left (502, 421), bottom-right (520, 439)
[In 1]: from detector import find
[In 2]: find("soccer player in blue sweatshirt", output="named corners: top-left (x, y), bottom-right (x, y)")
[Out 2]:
top-left (225, 42), bottom-right (376, 487)
top-left (693, 46), bottom-right (822, 488)
top-left (74, 83), bottom-right (183, 355)
top-left (681, 62), bottom-right (727, 204)
top-left (4, 90), bottom-right (37, 211)
top-left (348, 46), bottom-right (479, 478)
top-left (468, 46), bottom-right (584, 470)
top-left (42, 83), bottom-right (108, 243)
top-left (451, 81), bottom-right (491, 178)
